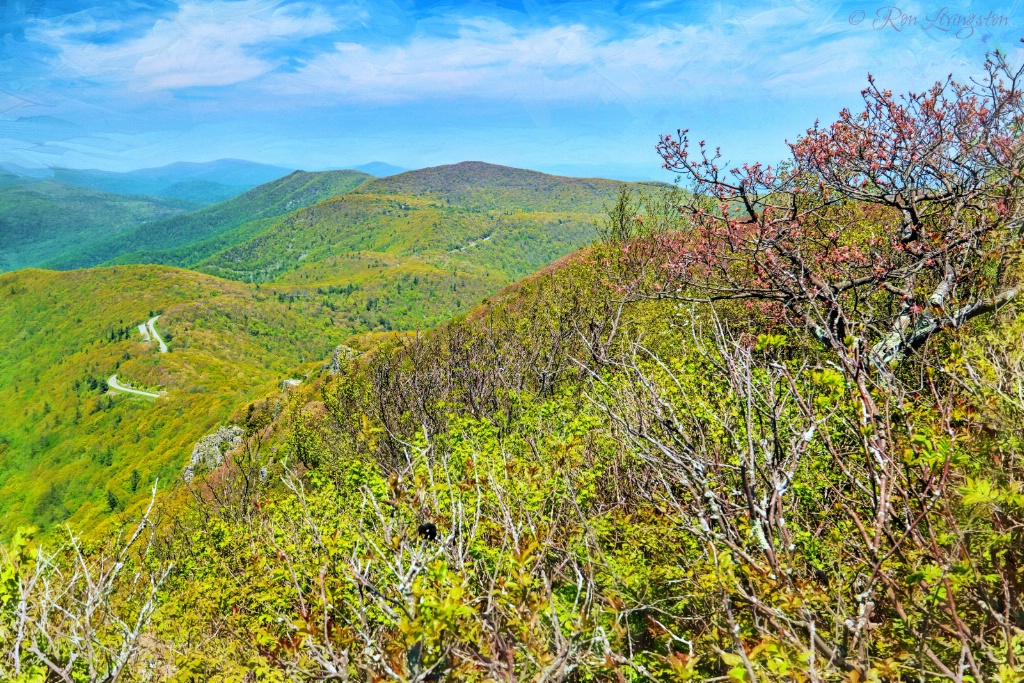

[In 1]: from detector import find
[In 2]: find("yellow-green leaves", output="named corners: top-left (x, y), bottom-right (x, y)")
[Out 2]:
top-left (755, 333), bottom-right (788, 352)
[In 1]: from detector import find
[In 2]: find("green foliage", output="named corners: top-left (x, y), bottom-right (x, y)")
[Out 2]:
top-left (598, 183), bottom-right (682, 242)
top-left (0, 182), bottom-right (193, 273)
top-left (3, 152), bottom-right (1021, 681)
top-left (121, 233), bottom-right (1024, 680)
top-left (0, 266), bottom-right (351, 538)
top-left (48, 170), bottom-right (372, 269)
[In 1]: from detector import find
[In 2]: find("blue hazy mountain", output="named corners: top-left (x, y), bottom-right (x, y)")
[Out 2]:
top-left (48, 159), bottom-right (296, 205)
top-left (347, 162), bottom-right (408, 177)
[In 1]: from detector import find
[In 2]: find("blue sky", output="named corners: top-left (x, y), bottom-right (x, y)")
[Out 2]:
top-left (0, 0), bottom-right (1019, 179)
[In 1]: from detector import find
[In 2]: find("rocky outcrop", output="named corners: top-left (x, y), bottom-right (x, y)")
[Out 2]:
top-left (323, 345), bottom-right (358, 374)
top-left (183, 425), bottom-right (244, 482)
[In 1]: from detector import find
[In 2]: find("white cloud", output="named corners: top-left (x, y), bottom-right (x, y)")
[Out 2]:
top-left (19, 0), bottom-right (1004, 116)
top-left (28, 0), bottom-right (341, 91)
top-left (263, 4), bottom-right (986, 106)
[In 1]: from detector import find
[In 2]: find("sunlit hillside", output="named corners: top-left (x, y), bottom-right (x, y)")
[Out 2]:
top-left (0, 266), bottom-right (345, 537)
top-left (0, 164), bottom-right (643, 536)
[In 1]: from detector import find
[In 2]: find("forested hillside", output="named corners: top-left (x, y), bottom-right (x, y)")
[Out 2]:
top-left (189, 164), bottom-right (662, 332)
top-left (0, 182), bottom-right (194, 272)
top-left (0, 266), bottom-right (352, 537)
top-left (48, 170), bottom-right (373, 270)
top-left (355, 160), bottom-right (656, 212)
top-left (2, 55), bottom-right (1024, 683)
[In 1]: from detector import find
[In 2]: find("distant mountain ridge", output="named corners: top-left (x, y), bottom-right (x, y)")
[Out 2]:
top-left (347, 162), bottom-right (407, 177)
top-left (46, 169), bottom-right (374, 270)
top-left (357, 161), bottom-right (661, 212)
top-left (189, 161), bottom-right (657, 332)
top-left (123, 159), bottom-right (295, 185)
top-left (0, 182), bottom-right (194, 273)
top-left (32, 159), bottom-right (296, 205)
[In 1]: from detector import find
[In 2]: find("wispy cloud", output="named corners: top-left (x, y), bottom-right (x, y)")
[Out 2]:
top-left (260, 4), bottom-right (976, 106)
top-left (28, 0), bottom-right (341, 90)
top-left (3, 0), bottom-right (1015, 174)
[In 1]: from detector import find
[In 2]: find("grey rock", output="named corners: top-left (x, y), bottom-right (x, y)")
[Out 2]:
top-left (183, 425), bottom-right (244, 482)
top-left (323, 345), bottom-right (358, 374)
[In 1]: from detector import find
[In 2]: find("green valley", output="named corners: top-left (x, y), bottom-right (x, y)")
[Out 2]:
top-left (47, 169), bottom-right (373, 270)
top-left (0, 182), bottom-right (195, 273)
top-left (0, 162), bottom-right (651, 538)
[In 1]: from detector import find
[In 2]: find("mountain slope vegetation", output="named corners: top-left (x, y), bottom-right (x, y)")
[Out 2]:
top-left (0, 265), bottom-right (352, 537)
top-left (47, 170), bottom-right (373, 270)
top-left (0, 182), bottom-right (194, 273)
top-left (356, 160), bottom-right (654, 211)
top-left (187, 163), bottom-right (664, 331)
top-left (4, 55), bottom-right (1024, 683)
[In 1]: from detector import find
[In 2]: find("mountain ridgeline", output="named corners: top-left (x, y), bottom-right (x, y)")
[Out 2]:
top-left (194, 162), bottom-right (656, 283)
top-left (167, 162), bottom-right (662, 333)
top-left (0, 161), bottom-right (647, 538)
top-left (0, 182), bottom-right (195, 273)
top-left (27, 162), bottom-right (661, 335)
top-left (49, 159), bottom-right (297, 204)
top-left (359, 160), bottom-right (641, 211)
top-left (46, 170), bottom-right (374, 270)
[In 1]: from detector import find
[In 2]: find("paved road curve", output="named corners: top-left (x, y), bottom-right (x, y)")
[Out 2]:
top-left (106, 316), bottom-right (170, 398)
top-left (108, 374), bottom-right (162, 398)
top-left (146, 315), bottom-right (168, 353)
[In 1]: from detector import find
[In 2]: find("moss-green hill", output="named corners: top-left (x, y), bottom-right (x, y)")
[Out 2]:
top-left (0, 182), bottom-right (195, 273)
top-left (46, 170), bottom-right (373, 270)
top-left (0, 266), bottom-right (353, 538)
top-left (185, 163), bottom-right (656, 331)
top-left (355, 160), bottom-right (659, 212)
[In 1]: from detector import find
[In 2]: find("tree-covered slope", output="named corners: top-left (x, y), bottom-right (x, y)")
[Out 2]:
top-left (188, 164), bottom-right (658, 331)
top-left (356, 160), bottom-right (662, 212)
top-left (0, 266), bottom-right (354, 538)
top-left (196, 191), bottom-right (598, 282)
top-left (0, 182), bottom-right (195, 273)
top-left (46, 170), bottom-right (373, 270)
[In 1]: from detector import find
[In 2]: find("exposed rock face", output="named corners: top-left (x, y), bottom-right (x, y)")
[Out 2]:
top-left (323, 345), bottom-right (357, 374)
top-left (183, 425), bottom-right (244, 482)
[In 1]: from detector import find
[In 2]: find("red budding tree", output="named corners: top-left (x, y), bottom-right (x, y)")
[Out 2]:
top-left (654, 50), bottom-right (1024, 377)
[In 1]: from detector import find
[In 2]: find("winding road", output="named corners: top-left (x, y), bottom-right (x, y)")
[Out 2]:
top-left (107, 315), bottom-right (169, 398)
top-left (107, 374), bottom-right (162, 398)
top-left (146, 315), bottom-right (168, 353)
